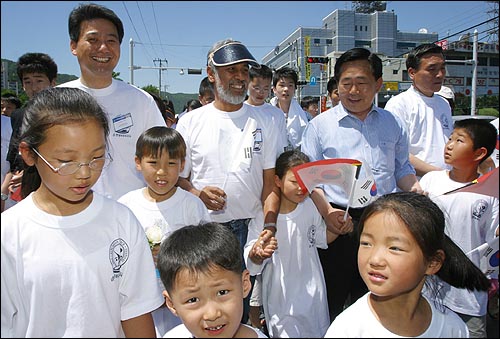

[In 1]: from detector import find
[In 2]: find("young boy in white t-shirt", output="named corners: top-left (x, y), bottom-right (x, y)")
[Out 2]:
top-left (118, 126), bottom-right (210, 337)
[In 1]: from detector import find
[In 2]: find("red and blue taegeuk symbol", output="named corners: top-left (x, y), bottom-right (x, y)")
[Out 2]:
top-left (490, 249), bottom-right (499, 268)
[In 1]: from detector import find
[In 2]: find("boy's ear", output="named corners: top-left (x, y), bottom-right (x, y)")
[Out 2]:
top-left (180, 158), bottom-right (185, 172)
top-left (19, 142), bottom-right (36, 167)
top-left (241, 269), bottom-right (252, 299)
top-left (134, 156), bottom-right (142, 171)
top-left (163, 290), bottom-right (178, 316)
top-left (473, 147), bottom-right (488, 163)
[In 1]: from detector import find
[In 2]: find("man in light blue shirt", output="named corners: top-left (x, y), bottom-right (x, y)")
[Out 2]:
top-left (301, 47), bottom-right (422, 323)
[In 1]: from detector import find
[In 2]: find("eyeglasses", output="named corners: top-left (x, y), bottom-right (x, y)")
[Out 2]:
top-left (32, 148), bottom-right (113, 176)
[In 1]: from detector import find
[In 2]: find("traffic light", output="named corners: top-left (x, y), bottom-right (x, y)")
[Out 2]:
top-left (187, 68), bottom-right (202, 75)
top-left (306, 56), bottom-right (329, 64)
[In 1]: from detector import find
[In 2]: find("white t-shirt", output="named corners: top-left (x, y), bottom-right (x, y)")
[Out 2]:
top-left (245, 102), bottom-right (288, 154)
top-left (324, 292), bottom-right (469, 337)
top-left (269, 96), bottom-right (309, 150)
top-left (58, 79), bottom-right (166, 200)
top-left (385, 85), bottom-right (453, 174)
top-left (420, 170), bottom-right (499, 316)
top-left (117, 187), bottom-right (211, 336)
top-left (490, 118), bottom-right (499, 168)
top-left (0, 192), bottom-right (164, 338)
top-left (163, 323), bottom-right (268, 338)
top-left (118, 187), bottom-right (211, 239)
top-left (245, 197), bottom-right (330, 338)
top-left (176, 102), bottom-right (286, 223)
top-left (1, 114), bottom-right (12, 181)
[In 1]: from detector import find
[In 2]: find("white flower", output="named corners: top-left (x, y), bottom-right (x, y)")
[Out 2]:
top-left (145, 225), bottom-right (163, 249)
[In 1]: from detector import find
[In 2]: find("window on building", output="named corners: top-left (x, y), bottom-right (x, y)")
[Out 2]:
top-left (355, 26), bottom-right (358, 31)
top-left (393, 70), bottom-right (399, 75)
top-left (326, 39), bottom-right (333, 45)
top-left (490, 57), bottom-right (499, 67)
top-left (314, 38), bottom-right (320, 45)
top-left (402, 70), bottom-right (409, 81)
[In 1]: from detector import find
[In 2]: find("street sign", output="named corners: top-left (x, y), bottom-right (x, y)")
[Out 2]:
top-left (310, 76), bottom-right (316, 86)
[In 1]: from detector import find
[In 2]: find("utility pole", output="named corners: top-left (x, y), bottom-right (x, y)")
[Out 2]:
top-left (129, 38), bottom-right (134, 85)
top-left (153, 58), bottom-right (168, 98)
top-left (471, 29), bottom-right (478, 115)
top-left (129, 40), bottom-right (203, 90)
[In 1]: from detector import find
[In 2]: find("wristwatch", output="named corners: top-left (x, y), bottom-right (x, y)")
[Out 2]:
top-left (1, 193), bottom-right (8, 201)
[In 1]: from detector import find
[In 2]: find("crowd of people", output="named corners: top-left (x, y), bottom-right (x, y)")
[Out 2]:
top-left (1, 2), bottom-right (498, 338)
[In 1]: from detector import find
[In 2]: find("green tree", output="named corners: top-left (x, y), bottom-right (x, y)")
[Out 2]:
top-left (141, 84), bottom-right (159, 96)
top-left (112, 71), bottom-right (122, 81)
top-left (352, 1), bottom-right (387, 13)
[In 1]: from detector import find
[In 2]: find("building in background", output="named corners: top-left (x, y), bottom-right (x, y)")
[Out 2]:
top-left (262, 7), bottom-right (499, 109)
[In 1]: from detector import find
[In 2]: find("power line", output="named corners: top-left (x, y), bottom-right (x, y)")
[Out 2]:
top-left (151, 1), bottom-right (168, 60)
top-left (136, 1), bottom-right (159, 58)
top-left (122, 1), bottom-right (141, 43)
top-left (122, 1), bottom-right (154, 63)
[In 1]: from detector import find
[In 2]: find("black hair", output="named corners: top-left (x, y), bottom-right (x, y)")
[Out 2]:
top-left (249, 64), bottom-right (273, 81)
top-left (183, 99), bottom-right (202, 112)
top-left (453, 118), bottom-right (498, 163)
top-left (334, 48), bottom-right (382, 82)
top-left (275, 149), bottom-right (310, 179)
top-left (1, 94), bottom-right (22, 109)
top-left (68, 3), bottom-right (124, 44)
top-left (198, 76), bottom-right (214, 97)
top-left (406, 43), bottom-right (443, 71)
top-left (158, 222), bottom-right (243, 293)
top-left (327, 77), bottom-right (338, 95)
top-left (272, 67), bottom-right (298, 87)
top-left (359, 192), bottom-right (490, 292)
top-left (300, 96), bottom-right (319, 110)
top-left (19, 87), bottom-right (109, 198)
top-left (135, 126), bottom-right (186, 161)
top-left (16, 53), bottom-right (58, 82)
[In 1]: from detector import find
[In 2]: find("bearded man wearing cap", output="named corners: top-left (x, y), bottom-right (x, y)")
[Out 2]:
top-left (385, 43), bottom-right (453, 178)
top-left (175, 39), bottom-right (289, 323)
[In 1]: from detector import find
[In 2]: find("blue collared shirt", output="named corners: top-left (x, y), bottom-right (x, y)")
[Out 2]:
top-left (301, 103), bottom-right (415, 207)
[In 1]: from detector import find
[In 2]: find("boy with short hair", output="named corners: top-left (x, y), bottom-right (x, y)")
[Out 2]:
top-left (270, 67), bottom-right (309, 151)
top-left (300, 95), bottom-right (319, 120)
top-left (158, 222), bottom-right (268, 338)
top-left (326, 77), bottom-right (340, 108)
top-left (246, 64), bottom-right (287, 152)
top-left (198, 76), bottom-right (215, 105)
top-left (420, 118), bottom-right (499, 338)
top-left (6, 53), bottom-right (58, 204)
top-left (118, 126), bottom-right (210, 337)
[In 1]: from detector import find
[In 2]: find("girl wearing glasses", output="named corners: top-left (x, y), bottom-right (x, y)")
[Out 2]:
top-left (1, 87), bottom-right (164, 337)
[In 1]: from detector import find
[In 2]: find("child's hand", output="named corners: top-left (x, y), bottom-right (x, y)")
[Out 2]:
top-left (249, 229), bottom-right (278, 265)
top-left (325, 209), bottom-right (353, 235)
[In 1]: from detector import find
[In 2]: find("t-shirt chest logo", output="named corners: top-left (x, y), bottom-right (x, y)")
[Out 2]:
top-left (109, 238), bottom-right (130, 281)
top-left (112, 113), bottom-right (133, 134)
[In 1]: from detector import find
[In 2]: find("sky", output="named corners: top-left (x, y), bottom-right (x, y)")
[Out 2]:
top-left (1, 1), bottom-right (497, 94)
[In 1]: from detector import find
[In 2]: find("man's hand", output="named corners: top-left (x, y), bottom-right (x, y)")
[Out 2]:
top-left (199, 186), bottom-right (227, 211)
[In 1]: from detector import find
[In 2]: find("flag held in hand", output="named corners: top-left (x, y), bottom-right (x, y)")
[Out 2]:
top-left (444, 167), bottom-right (498, 199)
top-left (291, 158), bottom-right (378, 209)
